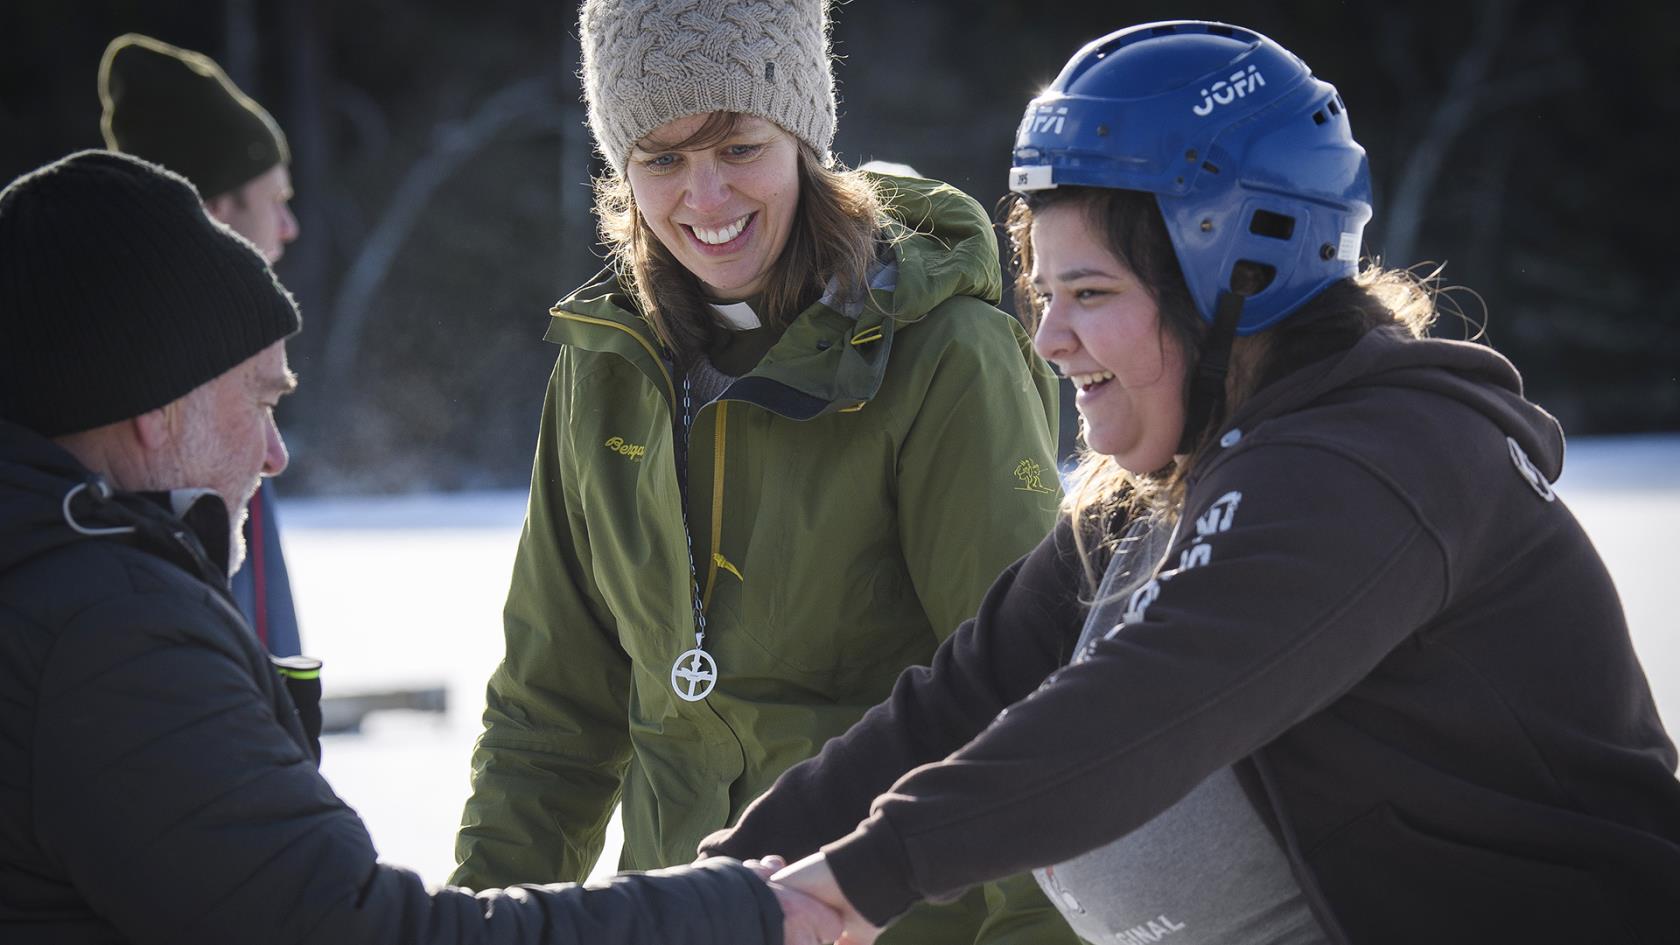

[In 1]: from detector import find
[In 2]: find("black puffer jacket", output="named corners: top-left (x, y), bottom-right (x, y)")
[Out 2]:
top-left (0, 420), bottom-right (783, 945)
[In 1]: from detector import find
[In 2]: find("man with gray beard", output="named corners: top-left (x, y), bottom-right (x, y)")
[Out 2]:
top-left (0, 150), bottom-right (837, 945)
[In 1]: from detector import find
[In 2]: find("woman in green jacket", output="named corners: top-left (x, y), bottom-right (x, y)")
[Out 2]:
top-left (451, 2), bottom-right (1075, 944)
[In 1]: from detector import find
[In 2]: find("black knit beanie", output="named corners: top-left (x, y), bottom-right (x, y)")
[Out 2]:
top-left (0, 150), bottom-right (301, 437)
top-left (98, 33), bottom-right (289, 200)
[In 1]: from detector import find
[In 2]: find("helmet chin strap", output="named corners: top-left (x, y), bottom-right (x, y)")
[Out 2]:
top-left (1178, 289), bottom-right (1246, 455)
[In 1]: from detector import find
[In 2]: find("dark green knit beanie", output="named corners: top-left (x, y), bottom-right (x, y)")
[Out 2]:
top-left (98, 33), bottom-right (289, 200)
top-left (0, 151), bottom-right (301, 437)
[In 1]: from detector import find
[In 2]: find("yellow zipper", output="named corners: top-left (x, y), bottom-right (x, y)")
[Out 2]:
top-left (550, 308), bottom-right (675, 405)
top-left (701, 402), bottom-right (728, 611)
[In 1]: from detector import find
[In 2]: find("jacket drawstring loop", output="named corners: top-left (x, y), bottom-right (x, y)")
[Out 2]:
top-left (61, 478), bottom-right (137, 537)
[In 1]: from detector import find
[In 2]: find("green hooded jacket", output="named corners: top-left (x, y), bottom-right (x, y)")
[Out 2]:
top-left (453, 175), bottom-right (1075, 945)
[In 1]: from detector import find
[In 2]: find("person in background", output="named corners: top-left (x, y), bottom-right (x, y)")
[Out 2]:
top-left (702, 20), bottom-right (1680, 944)
top-left (451, 2), bottom-right (1074, 944)
top-left (0, 149), bottom-right (840, 945)
top-left (99, 32), bottom-right (304, 656)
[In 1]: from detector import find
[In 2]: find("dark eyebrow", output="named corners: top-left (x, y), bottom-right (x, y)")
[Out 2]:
top-left (1030, 266), bottom-right (1120, 288)
top-left (1054, 267), bottom-right (1120, 282)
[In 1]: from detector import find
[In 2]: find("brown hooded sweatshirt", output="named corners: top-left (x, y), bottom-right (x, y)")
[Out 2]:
top-left (704, 327), bottom-right (1680, 943)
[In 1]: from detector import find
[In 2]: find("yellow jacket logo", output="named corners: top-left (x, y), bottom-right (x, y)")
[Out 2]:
top-left (1013, 458), bottom-right (1054, 494)
top-left (604, 436), bottom-right (646, 462)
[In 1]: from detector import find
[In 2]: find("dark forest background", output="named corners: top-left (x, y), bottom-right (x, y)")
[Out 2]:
top-left (3, 0), bottom-right (1676, 494)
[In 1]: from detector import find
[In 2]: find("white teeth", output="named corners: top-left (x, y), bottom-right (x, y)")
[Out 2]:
top-left (692, 214), bottom-right (750, 246)
top-left (1069, 371), bottom-right (1115, 391)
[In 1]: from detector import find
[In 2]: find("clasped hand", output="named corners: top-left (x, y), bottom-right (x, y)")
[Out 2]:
top-left (742, 853), bottom-right (881, 945)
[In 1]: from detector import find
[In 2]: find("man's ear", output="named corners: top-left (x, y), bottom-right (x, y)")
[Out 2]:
top-left (202, 195), bottom-right (233, 225)
top-left (131, 401), bottom-right (179, 451)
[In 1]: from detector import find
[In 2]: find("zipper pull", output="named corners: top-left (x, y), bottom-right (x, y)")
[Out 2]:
top-left (712, 552), bottom-right (743, 582)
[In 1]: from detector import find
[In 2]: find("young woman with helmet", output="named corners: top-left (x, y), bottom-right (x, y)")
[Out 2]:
top-left (451, 2), bottom-right (1077, 943)
top-left (700, 20), bottom-right (1680, 944)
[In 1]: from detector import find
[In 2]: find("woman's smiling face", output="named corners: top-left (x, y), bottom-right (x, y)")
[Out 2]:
top-left (1029, 202), bottom-right (1188, 474)
top-left (625, 112), bottom-right (801, 300)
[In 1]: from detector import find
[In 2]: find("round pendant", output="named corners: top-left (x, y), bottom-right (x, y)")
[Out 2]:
top-left (670, 647), bottom-right (719, 702)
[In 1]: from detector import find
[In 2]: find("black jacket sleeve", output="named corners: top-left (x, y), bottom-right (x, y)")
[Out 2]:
top-left (700, 517), bottom-right (1087, 864)
top-left (819, 443), bottom-right (1449, 925)
top-left (31, 577), bottom-right (782, 945)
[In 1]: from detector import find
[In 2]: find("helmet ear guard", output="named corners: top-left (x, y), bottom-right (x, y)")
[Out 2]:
top-left (1009, 20), bottom-right (1373, 335)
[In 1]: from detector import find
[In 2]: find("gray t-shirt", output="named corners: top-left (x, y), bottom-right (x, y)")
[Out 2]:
top-left (1032, 517), bottom-right (1330, 945)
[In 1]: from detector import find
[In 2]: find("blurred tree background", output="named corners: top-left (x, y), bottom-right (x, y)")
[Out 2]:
top-left (3, 0), bottom-right (1675, 494)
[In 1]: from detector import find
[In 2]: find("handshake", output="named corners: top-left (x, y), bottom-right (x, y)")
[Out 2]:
top-left (738, 853), bottom-right (882, 945)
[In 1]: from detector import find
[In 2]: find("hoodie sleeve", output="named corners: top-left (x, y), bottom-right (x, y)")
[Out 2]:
top-left (819, 441), bottom-right (1451, 925)
top-left (31, 561), bottom-right (781, 945)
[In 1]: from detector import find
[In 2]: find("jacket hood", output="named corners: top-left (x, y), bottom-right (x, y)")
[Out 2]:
top-left (867, 171), bottom-right (1004, 323)
top-left (543, 173), bottom-right (1005, 418)
top-left (0, 419), bottom-right (234, 584)
top-left (0, 420), bottom-right (91, 574)
top-left (1226, 327), bottom-right (1566, 480)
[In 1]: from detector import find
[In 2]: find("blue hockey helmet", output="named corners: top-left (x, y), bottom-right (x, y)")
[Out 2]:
top-left (1009, 21), bottom-right (1372, 334)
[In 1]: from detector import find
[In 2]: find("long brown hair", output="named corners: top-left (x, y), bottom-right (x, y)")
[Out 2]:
top-left (1005, 186), bottom-right (1439, 590)
top-left (594, 112), bottom-right (884, 366)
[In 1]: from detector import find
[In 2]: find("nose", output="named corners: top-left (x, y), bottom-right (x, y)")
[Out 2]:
top-left (263, 415), bottom-right (290, 478)
top-left (1033, 297), bottom-right (1076, 365)
top-left (683, 158), bottom-right (731, 214)
top-left (278, 201), bottom-right (300, 245)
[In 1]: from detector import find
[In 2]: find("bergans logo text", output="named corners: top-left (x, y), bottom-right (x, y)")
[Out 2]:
top-left (1193, 65), bottom-right (1266, 116)
top-left (604, 436), bottom-right (646, 462)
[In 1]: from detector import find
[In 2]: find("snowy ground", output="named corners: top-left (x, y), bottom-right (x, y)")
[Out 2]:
top-left (287, 434), bottom-right (1680, 889)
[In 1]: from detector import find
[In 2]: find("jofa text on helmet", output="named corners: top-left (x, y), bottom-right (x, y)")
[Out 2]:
top-left (1023, 105), bottom-right (1070, 136)
top-left (1193, 65), bottom-right (1266, 117)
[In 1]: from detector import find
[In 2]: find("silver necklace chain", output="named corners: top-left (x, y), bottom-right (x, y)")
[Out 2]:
top-left (670, 371), bottom-right (718, 701)
top-left (679, 373), bottom-right (708, 649)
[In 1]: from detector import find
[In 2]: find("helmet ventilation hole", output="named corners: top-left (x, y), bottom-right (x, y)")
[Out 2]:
top-left (1249, 209), bottom-right (1296, 240)
top-left (1312, 110), bottom-right (1328, 125)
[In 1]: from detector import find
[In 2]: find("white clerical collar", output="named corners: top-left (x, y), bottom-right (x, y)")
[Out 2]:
top-left (709, 300), bottom-right (762, 330)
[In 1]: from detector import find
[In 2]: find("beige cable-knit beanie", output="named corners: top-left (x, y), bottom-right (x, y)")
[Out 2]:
top-left (580, 0), bottom-right (836, 171)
